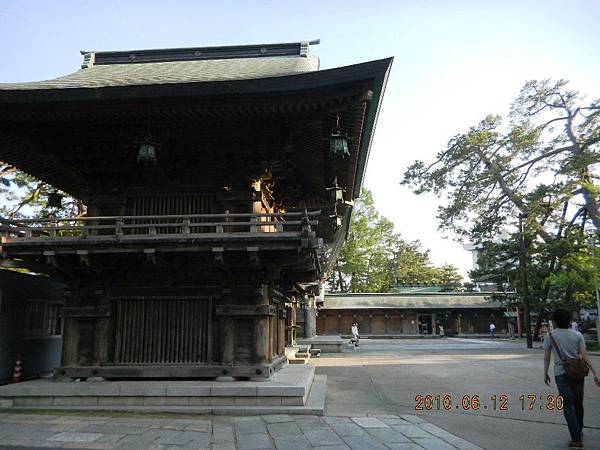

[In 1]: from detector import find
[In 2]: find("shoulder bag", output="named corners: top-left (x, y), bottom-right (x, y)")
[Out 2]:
top-left (548, 332), bottom-right (589, 381)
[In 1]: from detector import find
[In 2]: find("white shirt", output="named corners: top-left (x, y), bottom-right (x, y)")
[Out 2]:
top-left (490, 324), bottom-right (496, 331)
top-left (571, 321), bottom-right (579, 331)
top-left (351, 325), bottom-right (359, 336)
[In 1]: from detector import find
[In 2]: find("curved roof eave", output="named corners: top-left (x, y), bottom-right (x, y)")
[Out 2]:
top-left (0, 58), bottom-right (393, 104)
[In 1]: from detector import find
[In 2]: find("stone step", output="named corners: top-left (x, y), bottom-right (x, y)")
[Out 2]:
top-left (309, 348), bottom-right (321, 357)
top-left (1, 375), bottom-right (327, 416)
top-left (0, 365), bottom-right (316, 410)
top-left (288, 359), bottom-right (306, 365)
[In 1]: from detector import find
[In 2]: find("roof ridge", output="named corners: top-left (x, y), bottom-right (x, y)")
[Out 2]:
top-left (80, 40), bottom-right (320, 68)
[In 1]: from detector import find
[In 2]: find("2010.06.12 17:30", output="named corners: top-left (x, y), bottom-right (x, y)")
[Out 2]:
top-left (414, 394), bottom-right (564, 411)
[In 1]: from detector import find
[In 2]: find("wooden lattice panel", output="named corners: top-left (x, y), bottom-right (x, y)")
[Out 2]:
top-left (113, 297), bottom-right (212, 364)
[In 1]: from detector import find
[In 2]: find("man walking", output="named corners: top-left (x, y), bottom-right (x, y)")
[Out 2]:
top-left (489, 322), bottom-right (496, 338)
top-left (543, 309), bottom-right (600, 449)
top-left (351, 322), bottom-right (360, 349)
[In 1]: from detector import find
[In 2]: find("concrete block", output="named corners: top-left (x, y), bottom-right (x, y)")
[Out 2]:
top-left (262, 414), bottom-right (293, 423)
top-left (166, 386), bottom-right (211, 396)
top-left (210, 386), bottom-right (257, 396)
top-left (304, 427), bottom-right (346, 447)
top-left (234, 396), bottom-right (257, 406)
top-left (350, 417), bottom-right (389, 428)
top-left (380, 442), bottom-right (423, 450)
top-left (330, 423), bottom-right (369, 437)
top-left (155, 430), bottom-right (208, 445)
top-left (0, 399), bottom-right (13, 408)
top-left (143, 396), bottom-right (190, 406)
top-left (212, 424), bottom-right (235, 443)
top-left (273, 437), bottom-right (312, 450)
top-left (305, 375), bottom-right (326, 411)
top-left (47, 432), bottom-right (103, 443)
top-left (236, 432), bottom-right (273, 450)
top-left (98, 396), bottom-right (144, 406)
top-left (80, 424), bottom-right (147, 435)
top-left (266, 421), bottom-right (301, 438)
top-left (53, 397), bottom-right (99, 406)
top-left (366, 428), bottom-right (412, 444)
top-left (392, 424), bottom-right (434, 439)
top-left (342, 435), bottom-right (388, 450)
top-left (189, 397), bottom-right (211, 406)
top-left (119, 383), bottom-right (167, 396)
top-left (281, 396), bottom-right (304, 406)
top-left (259, 397), bottom-right (283, 406)
top-left (385, 445), bottom-right (429, 450)
top-left (209, 397), bottom-right (236, 406)
top-left (412, 437), bottom-right (458, 450)
top-left (399, 414), bottom-right (427, 424)
top-left (14, 396), bottom-right (53, 407)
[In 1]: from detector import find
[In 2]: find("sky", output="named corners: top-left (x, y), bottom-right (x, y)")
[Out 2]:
top-left (1, 0), bottom-right (599, 277)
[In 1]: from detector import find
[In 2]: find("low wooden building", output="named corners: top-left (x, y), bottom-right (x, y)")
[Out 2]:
top-left (0, 41), bottom-right (392, 380)
top-left (318, 292), bottom-right (509, 336)
top-left (0, 270), bottom-right (65, 384)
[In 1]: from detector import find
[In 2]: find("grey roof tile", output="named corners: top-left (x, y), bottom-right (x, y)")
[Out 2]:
top-left (0, 55), bottom-right (319, 91)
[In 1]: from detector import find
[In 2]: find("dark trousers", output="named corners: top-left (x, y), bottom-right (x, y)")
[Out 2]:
top-left (555, 374), bottom-right (584, 440)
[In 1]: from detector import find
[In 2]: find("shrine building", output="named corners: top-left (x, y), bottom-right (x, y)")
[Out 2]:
top-left (0, 41), bottom-right (392, 381)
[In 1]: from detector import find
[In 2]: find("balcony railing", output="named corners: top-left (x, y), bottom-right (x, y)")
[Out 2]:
top-left (0, 211), bottom-right (320, 242)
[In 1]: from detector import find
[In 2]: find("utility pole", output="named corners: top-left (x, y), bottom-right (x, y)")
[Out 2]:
top-left (519, 213), bottom-right (533, 348)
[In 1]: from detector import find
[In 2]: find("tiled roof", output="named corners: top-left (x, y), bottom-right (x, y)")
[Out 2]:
top-left (0, 55), bottom-right (320, 91)
top-left (0, 41), bottom-right (321, 91)
top-left (323, 293), bottom-right (502, 309)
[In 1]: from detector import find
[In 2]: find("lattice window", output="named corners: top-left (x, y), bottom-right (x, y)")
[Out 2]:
top-left (24, 301), bottom-right (62, 337)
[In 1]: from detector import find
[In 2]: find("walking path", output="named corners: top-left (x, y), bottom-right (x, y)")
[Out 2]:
top-left (0, 411), bottom-right (482, 450)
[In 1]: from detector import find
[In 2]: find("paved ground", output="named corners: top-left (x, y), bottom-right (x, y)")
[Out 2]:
top-left (0, 337), bottom-right (598, 449)
top-left (311, 337), bottom-right (600, 450)
top-left (0, 412), bottom-right (481, 449)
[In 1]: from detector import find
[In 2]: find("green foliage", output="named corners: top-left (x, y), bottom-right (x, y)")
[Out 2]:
top-left (436, 264), bottom-right (464, 291)
top-left (402, 78), bottom-right (600, 312)
top-left (471, 230), bottom-right (598, 312)
top-left (0, 165), bottom-right (83, 219)
top-left (402, 79), bottom-right (600, 243)
top-left (328, 190), bottom-right (463, 292)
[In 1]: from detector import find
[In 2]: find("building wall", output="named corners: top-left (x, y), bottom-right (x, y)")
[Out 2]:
top-left (0, 271), bottom-right (64, 385)
top-left (317, 308), bottom-right (508, 336)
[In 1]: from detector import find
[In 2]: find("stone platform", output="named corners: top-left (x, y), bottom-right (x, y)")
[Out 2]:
top-left (0, 365), bottom-right (326, 415)
top-left (296, 336), bottom-right (345, 353)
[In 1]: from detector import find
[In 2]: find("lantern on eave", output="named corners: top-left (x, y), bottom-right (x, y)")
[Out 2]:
top-left (47, 190), bottom-right (63, 209)
top-left (328, 115), bottom-right (351, 159)
top-left (137, 139), bottom-right (159, 165)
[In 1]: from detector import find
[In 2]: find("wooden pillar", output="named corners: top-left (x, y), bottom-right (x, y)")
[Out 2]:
top-left (94, 318), bottom-right (110, 364)
top-left (62, 318), bottom-right (80, 366)
top-left (253, 284), bottom-right (269, 364)
top-left (304, 302), bottom-right (316, 338)
top-left (289, 298), bottom-right (297, 346)
top-left (61, 280), bottom-right (80, 367)
top-left (220, 288), bottom-right (235, 366)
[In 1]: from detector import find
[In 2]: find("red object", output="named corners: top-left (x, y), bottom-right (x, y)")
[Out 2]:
top-left (11, 353), bottom-right (22, 383)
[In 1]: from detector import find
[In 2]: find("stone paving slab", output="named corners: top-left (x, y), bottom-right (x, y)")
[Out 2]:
top-left (0, 412), bottom-right (484, 449)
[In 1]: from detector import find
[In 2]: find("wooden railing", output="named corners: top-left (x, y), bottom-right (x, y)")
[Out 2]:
top-left (0, 211), bottom-right (320, 241)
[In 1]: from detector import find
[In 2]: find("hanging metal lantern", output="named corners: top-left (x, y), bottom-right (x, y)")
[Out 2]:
top-left (326, 177), bottom-right (346, 204)
top-left (47, 191), bottom-right (63, 208)
top-left (329, 115), bottom-right (350, 159)
top-left (137, 141), bottom-right (157, 164)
